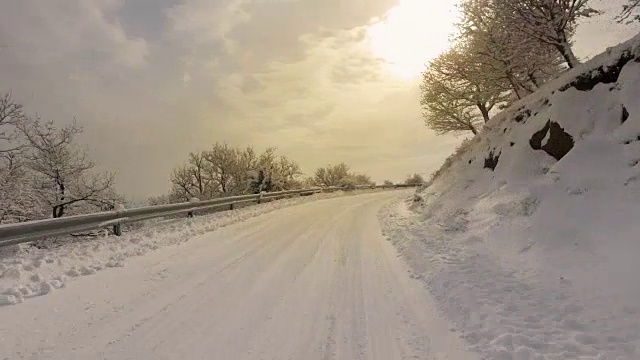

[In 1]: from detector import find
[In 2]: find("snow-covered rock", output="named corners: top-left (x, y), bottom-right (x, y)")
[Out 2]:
top-left (382, 33), bottom-right (640, 359)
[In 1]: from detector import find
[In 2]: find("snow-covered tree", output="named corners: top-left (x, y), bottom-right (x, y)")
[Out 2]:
top-left (420, 53), bottom-right (482, 135)
top-left (0, 93), bottom-right (26, 154)
top-left (302, 176), bottom-right (316, 188)
top-left (348, 173), bottom-right (374, 186)
top-left (0, 152), bottom-right (45, 223)
top-left (314, 163), bottom-right (351, 187)
top-left (261, 155), bottom-right (303, 191)
top-left (170, 165), bottom-right (197, 202)
top-left (1, 93), bottom-right (122, 220)
top-left (404, 174), bottom-right (425, 185)
top-left (420, 40), bottom-right (516, 135)
top-left (18, 119), bottom-right (116, 218)
top-left (0, 94), bottom-right (43, 223)
top-left (618, 0), bottom-right (640, 23)
top-left (457, 0), bottom-right (565, 99)
top-left (202, 143), bottom-right (241, 195)
top-left (169, 151), bottom-right (214, 202)
top-left (147, 194), bottom-right (174, 206)
top-left (312, 163), bottom-right (372, 187)
top-left (170, 144), bottom-right (303, 198)
top-left (458, 0), bottom-right (531, 100)
top-left (500, 0), bottom-right (599, 68)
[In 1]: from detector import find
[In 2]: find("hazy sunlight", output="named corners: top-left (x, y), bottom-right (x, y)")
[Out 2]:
top-left (367, 0), bottom-right (459, 80)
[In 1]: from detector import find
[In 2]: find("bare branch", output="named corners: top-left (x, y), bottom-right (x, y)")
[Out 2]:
top-left (617, 0), bottom-right (640, 23)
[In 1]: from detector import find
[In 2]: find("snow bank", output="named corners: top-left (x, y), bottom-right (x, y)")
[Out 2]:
top-left (0, 190), bottom-right (363, 306)
top-left (381, 33), bottom-right (640, 359)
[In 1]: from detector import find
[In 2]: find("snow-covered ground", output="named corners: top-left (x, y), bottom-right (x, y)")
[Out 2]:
top-left (0, 190), bottom-right (375, 306)
top-left (380, 34), bottom-right (640, 359)
top-left (0, 191), bottom-right (476, 360)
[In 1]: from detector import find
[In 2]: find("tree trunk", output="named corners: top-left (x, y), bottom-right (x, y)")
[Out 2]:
top-left (198, 174), bottom-right (204, 197)
top-left (53, 181), bottom-right (65, 218)
top-left (528, 73), bottom-right (540, 88)
top-left (477, 103), bottom-right (491, 123)
top-left (53, 205), bottom-right (64, 218)
top-left (555, 33), bottom-right (580, 69)
top-left (469, 124), bottom-right (478, 135)
top-left (506, 72), bottom-right (523, 100)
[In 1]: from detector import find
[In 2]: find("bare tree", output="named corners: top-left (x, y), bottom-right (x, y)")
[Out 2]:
top-left (0, 93), bottom-right (26, 154)
top-left (501, 0), bottom-right (599, 68)
top-left (188, 151), bottom-right (212, 198)
top-left (314, 163), bottom-right (351, 187)
top-left (459, 0), bottom-right (527, 100)
top-left (170, 164), bottom-right (196, 202)
top-left (420, 41), bottom-right (516, 135)
top-left (147, 194), bottom-right (174, 206)
top-left (0, 151), bottom-right (44, 223)
top-left (313, 163), bottom-right (372, 187)
top-left (405, 173), bottom-right (425, 185)
top-left (457, 0), bottom-right (565, 101)
top-left (248, 150), bottom-right (303, 193)
top-left (302, 176), bottom-right (316, 188)
top-left (170, 144), bottom-right (304, 198)
top-left (235, 146), bottom-right (259, 193)
top-left (0, 94), bottom-right (43, 223)
top-left (618, 0), bottom-right (640, 23)
top-left (420, 71), bottom-right (481, 135)
top-left (169, 151), bottom-right (213, 202)
top-left (18, 119), bottom-right (116, 218)
top-left (272, 155), bottom-right (303, 189)
top-left (202, 143), bottom-right (242, 195)
top-left (349, 173), bottom-right (374, 186)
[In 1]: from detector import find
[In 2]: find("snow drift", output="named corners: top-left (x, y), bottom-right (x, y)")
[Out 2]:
top-left (382, 33), bottom-right (640, 359)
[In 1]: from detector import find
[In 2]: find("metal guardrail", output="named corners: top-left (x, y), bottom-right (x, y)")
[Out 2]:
top-left (0, 184), bottom-right (419, 247)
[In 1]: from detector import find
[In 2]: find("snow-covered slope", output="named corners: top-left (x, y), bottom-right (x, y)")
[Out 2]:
top-left (382, 34), bottom-right (640, 359)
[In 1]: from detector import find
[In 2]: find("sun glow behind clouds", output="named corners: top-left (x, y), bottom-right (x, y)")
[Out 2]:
top-left (367, 0), bottom-right (459, 80)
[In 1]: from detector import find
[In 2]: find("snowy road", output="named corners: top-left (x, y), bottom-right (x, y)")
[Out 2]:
top-left (0, 192), bottom-right (475, 360)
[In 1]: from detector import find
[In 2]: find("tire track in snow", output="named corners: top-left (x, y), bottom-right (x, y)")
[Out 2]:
top-left (0, 191), bottom-right (476, 360)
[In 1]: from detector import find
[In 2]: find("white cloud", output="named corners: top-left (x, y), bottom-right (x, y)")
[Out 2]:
top-left (165, 0), bottom-right (251, 54)
top-left (0, 0), bottom-right (149, 71)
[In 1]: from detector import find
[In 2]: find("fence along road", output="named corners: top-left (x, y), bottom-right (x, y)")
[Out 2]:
top-left (0, 184), bottom-right (418, 248)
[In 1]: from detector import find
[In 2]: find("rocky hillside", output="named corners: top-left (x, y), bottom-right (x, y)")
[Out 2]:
top-left (382, 33), bottom-right (640, 359)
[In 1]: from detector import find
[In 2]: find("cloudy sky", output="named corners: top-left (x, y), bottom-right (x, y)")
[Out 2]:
top-left (0, 0), bottom-right (637, 200)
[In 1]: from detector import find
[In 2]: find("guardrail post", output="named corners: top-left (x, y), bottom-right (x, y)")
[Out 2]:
top-left (113, 204), bottom-right (125, 236)
top-left (188, 197), bottom-right (200, 217)
top-left (257, 192), bottom-right (263, 204)
top-left (113, 223), bottom-right (122, 236)
top-left (229, 203), bottom-right (235, 210)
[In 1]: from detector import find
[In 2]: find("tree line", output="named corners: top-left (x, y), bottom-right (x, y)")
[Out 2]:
top-left (152, 146), bottom-right (426, 205)
top-left (420, 0), bottom-right (638, 135)
top-left (0, 93), bottom-right (425, 223)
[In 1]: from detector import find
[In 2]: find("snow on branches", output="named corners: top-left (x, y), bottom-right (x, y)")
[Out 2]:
top-left (500, 0), bottom-right (599, 68)
top-left (0, 93), bottom-right (120, 223)
top-left (618, 0), bottom-right (640, 23)
top-left (420, 0), bottom-right (596, 135)
top-left (169, 144), bottom-right (304, 202)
